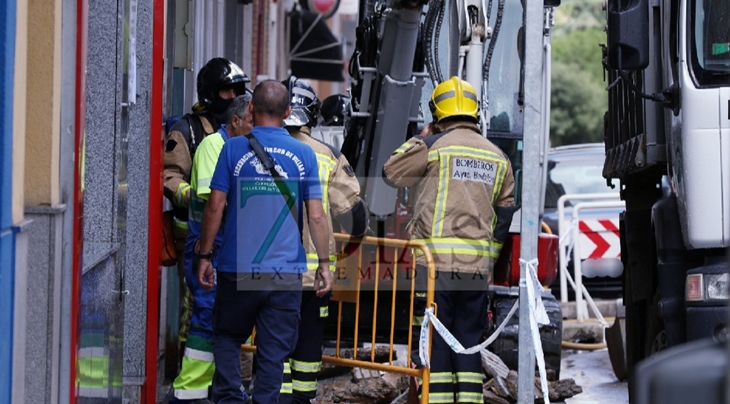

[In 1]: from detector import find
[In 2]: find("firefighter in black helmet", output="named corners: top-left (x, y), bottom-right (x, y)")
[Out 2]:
top-left (319, 94), bottom-right (350, 127)
top-left (279, 76), bottom-right (368, 404)
top-left (164, 57), bottom-right (250, 404)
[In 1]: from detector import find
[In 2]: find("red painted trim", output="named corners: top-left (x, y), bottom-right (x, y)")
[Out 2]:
top-left (143, 0), bottom-right (165, 401)
top-left (70, 0), bottom-right (88, 401)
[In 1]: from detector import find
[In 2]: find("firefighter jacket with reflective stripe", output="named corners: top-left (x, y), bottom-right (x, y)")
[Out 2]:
top-left (164, 114), bottom-right (216, 209)
top-left (290, 126), bottom-right (363, 288)
top-left (383, 121), bottom-right (515, 276)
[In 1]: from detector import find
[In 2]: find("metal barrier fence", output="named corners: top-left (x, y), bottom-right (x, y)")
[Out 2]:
top-left (242, 234), bottom-right (436, 403)
top-left (557, 193), bottom-right (625, 322)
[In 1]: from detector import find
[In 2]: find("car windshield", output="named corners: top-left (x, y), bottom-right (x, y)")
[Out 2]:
top-left (690, 0), bottom-right (730, 86)
top-left (545, 158), bottom-right (612, 208)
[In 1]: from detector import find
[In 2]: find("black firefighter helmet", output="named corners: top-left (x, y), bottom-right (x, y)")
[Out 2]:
top-left (320, 94), bottom-right (350, 126)
top-left (197, 58), bottom-right (251, 110)
top-left (282, 75), bottom-right (321, 128)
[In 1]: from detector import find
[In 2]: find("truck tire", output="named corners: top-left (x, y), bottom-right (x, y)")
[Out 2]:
top-left (487, 290), bottom-right (563, 378)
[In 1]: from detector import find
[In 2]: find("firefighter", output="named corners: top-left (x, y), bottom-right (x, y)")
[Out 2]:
top-left (319, 94), bottom-right (350, 127)
top-left (383, 77), bottom-right (516, 403)
top-left (166, 59), bottom-right (250, 403)
top-left (164, 57), bottom-right (249, 354)
top-left (279, 76), bottom-right (369, 404)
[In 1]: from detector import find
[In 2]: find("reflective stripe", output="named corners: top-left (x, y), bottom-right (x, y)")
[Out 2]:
top-left (174, 218), bottom-right (189, 229)
top-left (320, 306), bottom-right (329, 318)
top-left (429, 372), bottom-right (454, 384)
top-left (431, 154), bottom-right (449, 236)
top-left (176, 183), bottom-right (191, 205)
top-left (291, 360), bottom-right (321, 373)
top-left (456, 392), bottom-right (484, 403)
top-left (283, 362), bottom-right (291, 372)
top-left (197, 177), bottom-right (212, 190)
top-left (394, 141), bottom-right (413, 154)
top-left (412, 316), bottom-right (424, 326)
top-left (433, 90), bottom-right (456, 104)
top-left (292, 380), bottom-right (318, 392)
top-left (184, 347), bottom-right (214, 363)
top-left (316, 152), bottom-right (336, 213)
top-left (427, 146), bottom-right (504, 162)
top-left (306, 253), bottom-right (337, 271)
top-left (416, 238), bottom-right (503, 258)
top-left (280, 383), bottom-right (293, 394)
top-left (174, 388), bottom-right (210, 400)
top-left (427, 392), bottom-right (455, 403)
top-left (455, 372), bottom-right (483, 384)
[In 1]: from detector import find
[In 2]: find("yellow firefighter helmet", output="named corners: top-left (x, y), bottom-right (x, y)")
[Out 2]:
top-left (429, 76), bottom-right (479, 123)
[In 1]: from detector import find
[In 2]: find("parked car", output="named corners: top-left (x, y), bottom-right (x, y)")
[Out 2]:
top-left (542, 143), bottom-right (623, 300)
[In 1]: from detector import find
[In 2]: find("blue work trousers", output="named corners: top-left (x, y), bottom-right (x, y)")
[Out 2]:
top-left (212, 271), bottom-right (302, 404)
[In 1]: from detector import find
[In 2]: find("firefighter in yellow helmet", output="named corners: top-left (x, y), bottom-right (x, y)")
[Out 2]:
top-left (383, 77), bottom-right (516, 403)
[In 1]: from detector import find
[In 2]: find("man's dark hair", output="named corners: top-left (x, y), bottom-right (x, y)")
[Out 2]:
top-left (226, 94), bottom-right (252, 124)
top-left (252, 80), bottom-right (290, 117)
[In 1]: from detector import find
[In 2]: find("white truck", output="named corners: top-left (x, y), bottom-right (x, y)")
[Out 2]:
top-left (602, 0), bottom-right (730, 392)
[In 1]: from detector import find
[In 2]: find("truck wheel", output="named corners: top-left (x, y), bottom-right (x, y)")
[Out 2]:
top-left (645, 291), bottom-right (667, 356)
top-left (488, 290), bottom-right (563, 378)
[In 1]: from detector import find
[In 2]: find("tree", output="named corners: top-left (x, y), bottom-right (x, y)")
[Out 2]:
top-left (550, 61), bottom-right (605, 146)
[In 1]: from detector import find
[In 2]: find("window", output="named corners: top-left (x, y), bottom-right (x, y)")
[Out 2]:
top-left (689, 0), bottom-right (730, 86)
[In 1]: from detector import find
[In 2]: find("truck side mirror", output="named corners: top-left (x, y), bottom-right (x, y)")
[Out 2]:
top-left (606, 0), bottom-right (649, 71)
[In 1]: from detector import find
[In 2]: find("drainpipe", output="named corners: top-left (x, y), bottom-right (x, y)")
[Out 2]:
top-left (143, 0), bottom-right (165, 401)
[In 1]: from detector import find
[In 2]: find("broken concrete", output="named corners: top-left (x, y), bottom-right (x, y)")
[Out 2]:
top-left (315, 374), bottom-right (409, 403)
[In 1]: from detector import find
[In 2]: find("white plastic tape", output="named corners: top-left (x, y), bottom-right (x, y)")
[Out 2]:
top-left (522, 258), bottom-right (550, 404)
top-left (417, 259), bottom-right (551, 404)
top-left (418, 297), bottom-right (519, 368)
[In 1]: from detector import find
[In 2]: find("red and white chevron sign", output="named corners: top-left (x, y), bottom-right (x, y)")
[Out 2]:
top-left (578, 219), bottom-right (621, 259)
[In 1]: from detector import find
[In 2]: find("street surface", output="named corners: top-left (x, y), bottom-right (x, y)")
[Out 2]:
top-left (561, 348), bottom-right (628, 404)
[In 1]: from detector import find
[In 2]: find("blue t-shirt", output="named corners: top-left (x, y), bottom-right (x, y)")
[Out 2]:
top-left (210, 125), bottom-right (322, 274)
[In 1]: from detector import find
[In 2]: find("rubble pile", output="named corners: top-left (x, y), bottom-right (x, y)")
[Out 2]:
top-left (484, 370), bottom-right (583, 404)
top-left (313, 347), bottom-right (582, 403)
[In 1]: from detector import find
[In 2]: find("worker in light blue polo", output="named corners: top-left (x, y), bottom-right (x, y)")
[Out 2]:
top-left (170, 94), bottom-right (253, 404)
top-left (196, 80), bottom-right (333, 404)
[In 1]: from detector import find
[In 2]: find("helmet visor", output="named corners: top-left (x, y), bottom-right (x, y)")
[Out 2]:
top-left (283, 108), bottom-right (311, 127)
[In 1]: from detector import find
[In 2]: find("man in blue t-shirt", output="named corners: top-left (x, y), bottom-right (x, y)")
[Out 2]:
top-left (196, 80), bottom-right (333, 404)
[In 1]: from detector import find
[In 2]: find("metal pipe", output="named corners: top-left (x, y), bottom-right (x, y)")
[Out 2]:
top-left (517, 0), bottom-right (543, 400)
top-left (389, 248), bottom-right (398, 364)
top-left (353, 247), bottom-right (363, 359)
top-left (371, 247), bottom-right (380, 362)
top-left (389, 7), bottom-right (421, 82)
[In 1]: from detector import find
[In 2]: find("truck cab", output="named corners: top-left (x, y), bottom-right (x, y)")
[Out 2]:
top-left (603, 0), bottom-right (730, 390)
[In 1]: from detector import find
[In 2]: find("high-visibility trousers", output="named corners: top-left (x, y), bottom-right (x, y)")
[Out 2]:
top-left (171, 252), bottom-right (217, 401)
top-left (279, 290), bottom-right (330, 404)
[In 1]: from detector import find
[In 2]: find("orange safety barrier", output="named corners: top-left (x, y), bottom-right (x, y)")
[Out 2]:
top-left (242, 234), bottom-right (436, 403)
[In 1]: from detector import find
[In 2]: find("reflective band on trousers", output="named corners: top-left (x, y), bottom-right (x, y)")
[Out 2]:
top-left (293, 380), bottom-right (318, 392)
top-left (426, 392), bottom-right (456, 403)
top-left (416, 237), bottom-right (503, 258)
top-left (456, 392), bottom-right (485, 403)
top-left (455, 372), bottom-right (483, 384)
top-left (291, 359), bottom-right (321, 373)
top-left (429, 372), bottom-right (454, 384)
